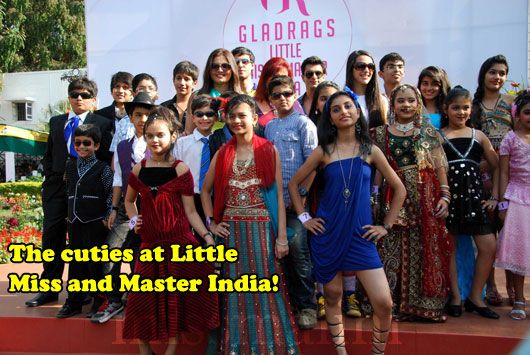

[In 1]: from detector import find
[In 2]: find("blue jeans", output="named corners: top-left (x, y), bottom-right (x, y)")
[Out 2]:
top-left (283, 209), bottom-right (316, 311)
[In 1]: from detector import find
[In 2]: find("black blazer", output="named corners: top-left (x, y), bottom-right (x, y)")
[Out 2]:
top-left (95, 103), bottom-right (116, 121)
top-left (42, 112), bottom-right (113, 179)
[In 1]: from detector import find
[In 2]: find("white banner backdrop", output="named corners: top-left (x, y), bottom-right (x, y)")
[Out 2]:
top-left (85, 0), bottom-right (528, 106)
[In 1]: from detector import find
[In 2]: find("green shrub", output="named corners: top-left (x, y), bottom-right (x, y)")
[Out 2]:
top-left (0, 182), bottom-right (42, 196)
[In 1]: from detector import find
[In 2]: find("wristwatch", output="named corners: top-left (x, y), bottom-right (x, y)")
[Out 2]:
top-left (298, 186), bottom-right (308, 197)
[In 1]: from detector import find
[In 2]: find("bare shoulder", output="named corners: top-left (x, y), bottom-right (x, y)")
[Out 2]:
top-left (175, 161), bottom-right (190, 177)
top-left (502, 94), bottom-right (515, 105)
top-left (131, 162), bottom-right (142, 176)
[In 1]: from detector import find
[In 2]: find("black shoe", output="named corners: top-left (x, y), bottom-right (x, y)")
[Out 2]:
top-left (82, 294), bottom-right (93, 305)
top-left (25, 293), bottom-right (58, 307)
top-left (464, 299), bottom-right (500, 319)
top-left (56, 303), bottom-right (82, 318)
top-left (446, 303), bottom-right (462, 317)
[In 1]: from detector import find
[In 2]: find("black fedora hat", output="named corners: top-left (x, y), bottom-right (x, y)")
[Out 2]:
top-left (124, 91), bottom-right (155, 117)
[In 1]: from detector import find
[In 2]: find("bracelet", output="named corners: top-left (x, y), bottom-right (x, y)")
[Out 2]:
top-left (482, 172), bottom-right (491, 181)
top-left (489, 196), bottom-right (498, 201)
top-left (297, 212), bottom-right (312, 224)
top-left (383, 223), bottom-right (392, 232)
top-left (205, 216), bottom-right (213, 228)
top-left (202, 231), bottom-right (214, 239)
top-left (498, 201), bottom-right (509, 211)
top-left (441, 196), bottom-right (451, 204)
top-left (128, 215), bottom-right (138, 230)
top-left (112, 206), bottom-right (119, 212)
top-left (276, 239), bottom-right (289, 246)
top-left (371, 185), bottom-right (380, 194)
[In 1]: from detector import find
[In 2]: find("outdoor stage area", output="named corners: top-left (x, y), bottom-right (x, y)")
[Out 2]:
top-left (0, 262), bottom-right (528, 355)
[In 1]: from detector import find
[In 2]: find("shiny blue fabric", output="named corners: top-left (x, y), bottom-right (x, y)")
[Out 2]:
top-left (311, 157), bottom-right (382, 283)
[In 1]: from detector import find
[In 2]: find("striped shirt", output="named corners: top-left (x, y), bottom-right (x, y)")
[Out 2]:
top-left (265, 111), bottom-right (318, 205)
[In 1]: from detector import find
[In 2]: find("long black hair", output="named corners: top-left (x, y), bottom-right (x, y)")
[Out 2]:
top-left (345, 50), bottom-right (387, 128)
top-left (470, 55), bottom-right (509, 129)
top-left (318, 91), bottom-right (372, 157)
top-left (308, 81), bottom-right (340, 125)
top-left (417, 66), bottom-right (451, 114)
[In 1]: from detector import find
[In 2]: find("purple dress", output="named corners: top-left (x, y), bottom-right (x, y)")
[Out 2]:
top-left (495, 131), bottom-right (530, 275)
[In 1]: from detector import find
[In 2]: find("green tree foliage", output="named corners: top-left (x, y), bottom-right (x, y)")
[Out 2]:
top-left (0, 0), bottom-right (86, 73)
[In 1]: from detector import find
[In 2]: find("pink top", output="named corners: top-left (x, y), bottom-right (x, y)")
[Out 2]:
top-left (499, 131), bottom-right (530, 205)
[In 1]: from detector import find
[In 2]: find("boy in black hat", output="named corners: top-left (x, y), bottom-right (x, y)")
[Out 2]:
top-left (91, 92), bottom-right (156, 323)
top-left (56, 124), bottom-right (113, 318)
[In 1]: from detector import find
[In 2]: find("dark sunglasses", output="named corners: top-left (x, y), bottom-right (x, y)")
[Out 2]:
top-left (304, 70), bottom-right (323, 79)
top-left (211, 63), bottom-right (231, 71)
top-left (69, 92), bottom-right (93, 99)
top-left (74, 139), bottom-right (93, 147)
top-left (354, 62), bottom-right (375, 71)
top-left (270, 91), bottom-right (294, 100)
top-left (236, 58), bottom-right (252, 65)
top-left (194, 111), bottom-right (217, 118)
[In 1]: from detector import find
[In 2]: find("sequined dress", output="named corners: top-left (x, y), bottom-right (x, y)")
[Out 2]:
top-left (219, 158), bottom-right (299, 355)
top-left (372, 125), bottom-right (451, 322)
top-left (442, 129), bottom-right (493, 235)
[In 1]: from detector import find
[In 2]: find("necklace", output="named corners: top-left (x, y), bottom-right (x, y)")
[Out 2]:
top-left (232, 151), bottom-right (254, 176)
top-left (336, 144), bottom-right (356, 205)
top-left (395, 120), bottom-right (414, 134)
top-left (480, 95), bottom-right (500, 111)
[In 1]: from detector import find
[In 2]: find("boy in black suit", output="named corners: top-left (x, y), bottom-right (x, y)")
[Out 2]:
top-left (57, 124), bottom-right (113, 318)
top-left (95, 71), bottom-right (133, 129)
top-left (25, 78), bottom-right (113, 307)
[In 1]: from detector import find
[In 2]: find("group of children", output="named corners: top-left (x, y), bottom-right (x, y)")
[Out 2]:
top-left (25, 47), bottom-right (530, 355)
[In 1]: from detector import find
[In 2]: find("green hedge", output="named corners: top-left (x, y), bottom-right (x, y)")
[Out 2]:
top-left (0, 181), bottom-right (42, 196)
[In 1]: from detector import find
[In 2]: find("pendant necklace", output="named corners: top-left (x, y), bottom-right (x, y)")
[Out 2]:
top-left (336, 144), bottom-right (356, 205)
top-left (395, 120), bottom-right (414, 134)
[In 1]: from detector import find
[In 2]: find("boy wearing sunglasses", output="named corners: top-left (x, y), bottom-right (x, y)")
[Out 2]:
top-left (26, 78), bottom-right (112, 309)
top-left (298, 56), bottom-right (327, 114)
top-left (57, 124), bottom-right (113, 319)
top-left (265, 75), bottom-right (318, 329)
top-left (232, 46), bottom-right (256, 96)
top-left (173, 94), bottom-right (218, 229)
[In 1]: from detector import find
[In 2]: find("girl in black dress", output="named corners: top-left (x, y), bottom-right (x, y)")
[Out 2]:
top-left (440, 87), bottom-right (499, 319)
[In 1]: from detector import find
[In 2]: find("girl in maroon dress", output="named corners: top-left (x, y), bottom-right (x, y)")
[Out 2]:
top-left (123, 106), bottom-right (219, 355)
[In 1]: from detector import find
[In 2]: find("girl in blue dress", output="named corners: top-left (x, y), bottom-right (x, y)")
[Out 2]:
top-left (289, 89), bottom-right (406, 355)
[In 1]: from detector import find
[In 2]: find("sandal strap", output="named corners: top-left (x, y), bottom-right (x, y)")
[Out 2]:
top-left (514, 301), bottom-right (526, 306)
top-left (326, 321), bottom-right (345, 348)
top-left (372, 327), bottom-right (389, 355)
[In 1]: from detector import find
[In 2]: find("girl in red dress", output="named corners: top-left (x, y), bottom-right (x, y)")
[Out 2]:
top-left (123, 106), bottom-right (219, 355)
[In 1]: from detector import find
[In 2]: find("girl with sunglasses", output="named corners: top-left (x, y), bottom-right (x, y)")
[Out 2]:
top-left (185, 49), bottom-right (241, 134)
top-left (345, 50), bottom-right (389, 129)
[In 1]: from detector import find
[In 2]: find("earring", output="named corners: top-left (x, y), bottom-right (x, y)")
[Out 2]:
top-left (355, 121), bottom-right (361, 135)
